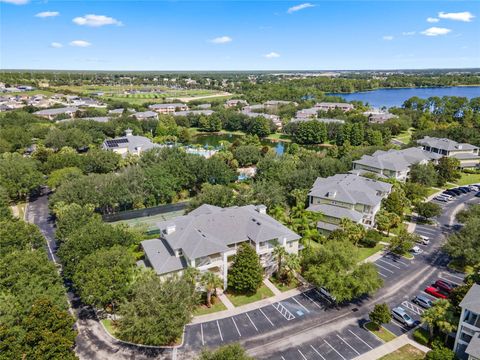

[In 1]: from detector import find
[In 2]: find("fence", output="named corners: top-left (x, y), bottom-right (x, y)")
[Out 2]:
top-left (102, 202), bottom-right (189, 223)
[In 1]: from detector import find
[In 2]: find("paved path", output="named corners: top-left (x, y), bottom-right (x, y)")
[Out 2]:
top-left (217, 292), bottom-right (235, 310)
top-left (263, 278), bottom-right (282, 296)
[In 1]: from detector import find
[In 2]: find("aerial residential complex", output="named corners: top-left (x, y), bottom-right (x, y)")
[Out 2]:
top-left (417, 136), bottom-right (480, 169)
top-left (140, 204), bottom-right (300, 288)
top-left (454, 284), bottom-right (480, 360)
top-left (307, 173), bottom-right (392, 233)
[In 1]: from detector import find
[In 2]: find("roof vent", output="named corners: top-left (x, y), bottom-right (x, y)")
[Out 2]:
top-left (165, 223), bottom-right (176, 235)
top-left (256, 205), bottom-right (267, 214)
top-left (125, 128), bottom-right (133, 137)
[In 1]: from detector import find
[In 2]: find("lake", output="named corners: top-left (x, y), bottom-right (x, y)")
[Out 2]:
top-left (332, 86), bottom-right (480, 108)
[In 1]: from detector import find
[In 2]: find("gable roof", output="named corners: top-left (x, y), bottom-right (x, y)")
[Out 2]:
top-left (102, 133), bottom-right (160, 153)
top-left (417, 136), bottom-right (478, 152)
top-left (155, 204), bottom-right (300, 260)
top-left (141, 238), bottom-right (187, 274)
top-left (34, 107), bottom-right (77, 116)
top-left (307, 203), bottom-right (363, 223)
top-left (308, 173), bottom-right (392, 206)
top-left (460, 284), bottom-right (480, 314)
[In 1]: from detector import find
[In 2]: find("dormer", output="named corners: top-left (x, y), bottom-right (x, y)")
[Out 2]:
top-left (174, 248), bottom-right (183, 257)
top-left (325, 190), bottom-right (337, 198)
top-left (164, 222), bottom-right (176, 235)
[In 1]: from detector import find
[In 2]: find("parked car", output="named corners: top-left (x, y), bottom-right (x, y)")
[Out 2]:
top-left (468, 185), bottom-right (479, 191)
top-left (425, 286), bottom-right (448, 299)
top-left (419, 235), bottom-right (430, 245)
top-left (435, 279), bottom-right (457, 293)
top-left (392, 307), bottom-right (415, 327)
top-left (444, 190), bottom-right (458, 197)
top-left (459, 187), bottom-right (471, 192)
top-left (434, 196), bottom-right (449, 203)
top-left (411, 246), bottom-right (423, 254)
top-left (450, 189), bottom-right (462, 196)
top-left (475, 192), bottom-right (480, 198)
top-left (318, 287), bottom-right (336, 303)
top-left (456, 187), bottom-right (468, 194)
top-left (413, 294), bottom-right (434, 308)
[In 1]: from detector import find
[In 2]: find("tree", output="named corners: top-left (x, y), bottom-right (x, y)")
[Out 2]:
top-left (117, 272), bottom-right (196, 346)
top-left (330, 218), bottom-right (366, 246)
top-left (425, 346), bottom-right (456, 360)
top-left (247, 117), bottom-right (273, 138)
top-left (409, 163), bottom-right (438, 187)
top-left (422, 299), bottom-right (457, 343)
top-left (0, 219), bottom-right (44, 257)
top-left (0, 186), bottom-right (12, 221)
top-left (375, 210), bottom-right (401, 236)
top-left (190, 184), bottom-right (236, 209)
top-left (283, 253), bottom-right (300, 284)
top-left (435, 157), bottom-right (461, 186)
top-left (369, 303), bottom-right (392, 330)
top-left (443, 217), bottom-right (480, 268)
top-left (200, 271), bottom-right (223, 308)
top-left (382, 189), bottom-right (409, 219)
top-left (272, 242), bottom-right (287, 278)
top-left (415, 202), bottom-right (442, 220)
top-left (233, 145), bottom-right (261, 167)
top-left (389, 229), bottom-right (419, 255)
top-left (46, 167), bottom-right (83, 190)
top-left (72, 246), bottom-right (136, 311)
top-left (292, 120), bottom-right (327, 144)
top-left (0, 153), bottom-right (43, 200)
top-left (227, 243), bottom-right (263, 294)
top-left (302, 240), bottom-right (383, 303)
top-left (199, 343), bottom-right (254, 360)
top-left (82, 148), bottom-right (121, 174)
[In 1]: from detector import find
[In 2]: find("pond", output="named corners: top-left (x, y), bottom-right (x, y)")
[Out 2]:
top-left (190, 133), bottom-right (290, 155)
top-left (331, 86), bottom-right (480, 108)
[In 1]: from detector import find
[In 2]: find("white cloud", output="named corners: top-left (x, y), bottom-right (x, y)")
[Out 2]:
top-left (438, 11), bottom-right (475, 22)
top-left (210, 36), bottom-right (232, 44)
top-left (382, 35), bottom-right (394, 41)
top-left (287, 3), bottom-right (315, 14)
top-left (264, 52), bottom-right (280, 58)
top-left (73, 14), bottom-right (122, 27)
top-left (50, 42), bottom-right (63, 48)
top-left (0, 0), bottom-right (29, 4)
top-left (402, 31), bottom-right (416, 36)
top-left (35, 11), bottom-right (60, 18)
top-left (421, 27), bottom-right (452, 36)
top-left (70, 40), bottom-right (91, 47)
top-left (427, 17), bottom-right (439, 23)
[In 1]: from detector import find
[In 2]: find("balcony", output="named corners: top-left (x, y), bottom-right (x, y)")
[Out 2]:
top-left (196, 255), bottom-right (223, 268)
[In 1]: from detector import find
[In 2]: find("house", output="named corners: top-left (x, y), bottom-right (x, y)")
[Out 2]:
top-left (109, 108), bottom-right (126, 116)
top-left (295, 107), bottom-right (319, 120)
top-left (33, 107), bottom-right (78, 120)
top-left (131, 111), bottom-right (159, 120)
top-left (172, 110), bottom-right (214, 117)
top-left (364, 110), bottom-right (398, 124)
top-left (141, 204), bottom-right (301, 288)
top-left (291, 117), bottom-right (345, 124)
top-left (417, 136), bottom-right (480, 169)
top-left (225, 99), bottom-right (248, 108)
top-left (149, 103), bottom-right (188, 113)
top-left (264, 100), bottom-right (298, 110)
top-left (241, 109), bottom-right (282, 128)
top-left (102, 129), bottom-right (160, 157)
top-left (315, 102), bottom-right (354, 112)
top-left (454, 284), bottom-right (480, 360)
top-left (352, 147), bottom-right (440, 181)
top-left (307, 173), bottom-right (392, 233)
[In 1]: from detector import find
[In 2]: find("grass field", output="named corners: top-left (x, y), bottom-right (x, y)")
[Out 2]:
top-left (269, 276), bottom-right (300, 292)
top-left (393, 128), bottom-right (414, 144)
top-left (358, 243), bottom-right (385, 261)
top-left (265, 133), bottom-right (292, 142)
top-left (110, 210), bottom-right (186, 233)
top-left (194, 299), bottom-right (227, 316)
top-left (226, 284), bottom-right (274, 307)
top-left (456, 172), bottom-right (480, 186)
top-left (365, 322), bottom-right (397, 342)
top-left (101, 319), bottom-right (117, 336)
top-left (379, 344), bottom-right (425, 360)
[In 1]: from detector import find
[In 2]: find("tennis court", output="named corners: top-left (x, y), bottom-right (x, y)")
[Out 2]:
top-left (111, 209), bottom-right (186, 233)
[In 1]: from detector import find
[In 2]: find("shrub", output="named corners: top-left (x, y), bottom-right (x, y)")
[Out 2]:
top-left (413, 327), bottom-right (430, 346)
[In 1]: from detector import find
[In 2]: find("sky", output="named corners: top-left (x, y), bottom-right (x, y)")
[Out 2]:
top-left (0, 0), bottom-right (479, 71)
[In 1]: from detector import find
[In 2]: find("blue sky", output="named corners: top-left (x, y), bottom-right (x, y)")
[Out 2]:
top-left (1, 1), bottom-right (479, 70)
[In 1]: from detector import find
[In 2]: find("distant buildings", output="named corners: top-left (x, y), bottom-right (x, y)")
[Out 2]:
top-left (417, 136), bottom-right (480, 169)
top-left (131, 111), bottom-right (159, 120)
top-left (172, 110), bottom-right (214, 117)
top-left (33, 107), bottom-right (78, 120)
top-left (454, 284), bottom-right (480, 360)
top-left (290, 117), bottom-right (345, 125)
top-left (102, 129), bottom-right (160, 156)
top-left (307, 174), bottom-right (392, 233)
top-left (225, 99), bottom-right (248, 108)
top-left (364, 110), bottom-right (398, 124)
top-left (140, 204), bottom-right (300, 288)
top-left (148, 103), bottom-right (188, 113)
top-left (315, 102), bottom-right (354, 112)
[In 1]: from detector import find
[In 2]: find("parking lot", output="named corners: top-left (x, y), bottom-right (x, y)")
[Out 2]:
top-left (184, 288), bottom-right (332, 349)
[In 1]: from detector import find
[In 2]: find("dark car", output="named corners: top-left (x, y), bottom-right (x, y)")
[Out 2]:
top-left (475, 192), bottom-right (480, 198)
top-left (434, 279), bottom-right (457, 293)
top-left (456, 187), bottom-right (468, 194)
top-left (459, 187), bottom-right (471, 192)
top-left (450, 189), bottom-right (462, 196)
top-left (444, 190), bottom-right (458, 197)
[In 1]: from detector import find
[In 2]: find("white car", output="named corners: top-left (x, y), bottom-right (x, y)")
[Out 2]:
top-left (434, 196), bottom-right (449, 203)
top-left (419, 235), bottom-right (430, 245)
top-left (411, 246), bottom-right (423, 254)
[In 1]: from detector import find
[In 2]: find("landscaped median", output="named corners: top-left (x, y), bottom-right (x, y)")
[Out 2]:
top-left (225, 284), bottom-right (274, 307)
top-left (364, 321), bottom-right (397, 342)
top-left (379, 344), bottom-right (425, 360)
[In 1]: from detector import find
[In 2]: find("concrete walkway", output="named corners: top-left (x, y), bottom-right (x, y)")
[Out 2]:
top-left (263, 278), bottom-right (282, 296)
top-left (217, 292), bottom-right (235, 310)
top-left (353, 333), bottom-right (430, 360)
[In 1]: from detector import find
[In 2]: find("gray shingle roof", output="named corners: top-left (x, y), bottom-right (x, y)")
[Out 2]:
top-left (34, 107), bottom-right (77, 116)
top-left (316, 221), bottom-right (339, 232)
top-left (149, 103), bottom-right (186, 109)
top-left (354, 147), bottom-right (438, 172)
top-left (132, 111), bottom-right (158, 119)
top-left (307, 203), bottom-right (363, 222)
top-left (466, 333), bottom-right (480, 358)
top-left (417, 136), bottom-right (478, 152)
top-left (155, 204), bottom-right (300, 260)
top-left (172, 110), bottom-right (214, 116)
top-left (142, 238), bottom-right (187, 274)
top-left (102, 132), bottom-right (160, 153)
top-left (309, 173), bottom-right (392, 207)
top-left (460, 284), bottom-right (480, 314)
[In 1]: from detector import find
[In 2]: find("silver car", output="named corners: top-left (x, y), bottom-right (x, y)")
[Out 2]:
top-left (413, 294), bottom-right (433, 309)
top-left (392, 307), bottom-right (415, 327)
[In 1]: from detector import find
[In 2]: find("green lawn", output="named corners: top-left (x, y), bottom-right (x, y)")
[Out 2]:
top-left (357, 243), bottom-right (385, 261)
top-left (379, 344), bottom-right (425, 360)
top-left (426, 187), bottom-right (441, 198)
top-left (365, 322), bottom-right (397, 342)
top-left (226, 284), bottom-right (274, 307)
top-left (456, 172), bottom-right (480, 186)
top-left (393, 128), bottom-right (414, 144)
top-left (269, 276), bottom-right (300, 292)
top-left (265, 133), bottom-right (292, 142)
top-left (194, 299), bottom-right (227, 316)
top-left (101, 319), bottom-right (118, 336)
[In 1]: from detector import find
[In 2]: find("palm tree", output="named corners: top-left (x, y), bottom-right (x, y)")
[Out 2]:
top-left (421, 299), bottom-right (455, 343)
top-left (272, 242), bottom-right (287, 279)
top-left (284, 254), bottom-right (301, 285)
top-left (200, 271), bottom-right (223, 308)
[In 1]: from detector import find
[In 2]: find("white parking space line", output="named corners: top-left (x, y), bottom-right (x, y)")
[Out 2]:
top-left (324, 339), bottom-right (346, 360)
top-left (401, 301), bottom-right (424, 315)
top-left (390, 320), bottom-right (409, 331)
top-left (348, 329), bottom-right (373, 350)
top-left (336, 334), bottom-right (360, 355)
top-left (200, 324), bottom-right (204, 345)
top-left (310, 345), bottom-right (326, 360)
top-left (383, 256), bottom-right (409, 267)
top-left (439, 274), bottom-right (462, 285)
top-left (293, 297), bottom-right (310, 313)
top-left (260, 308), bottom-right (275, 327)
top-left (375, 263), bottom-right (395, 273)
top-left (446, 273), bottom-right (465, 281)
top-left (378, 258), bottom-right (401, 269)
top-left (281, 356), bottom-right (286, 360)
top-left (272, 302), bottom-right (295, 320)
top-left (298, 349), bottom-right (308, 360)
top-left (421, 291), bottom-right (438, 302)
top-left (378, 272), bottom-right (387, 278)
top-left (246, 312), bottom-right (258, 332)
top-left (232, 317), bottom-right (241, 337)
top-left (216, 320), bottom-right (224, 341)
top-left (302, 292), bottom-right (323, 309)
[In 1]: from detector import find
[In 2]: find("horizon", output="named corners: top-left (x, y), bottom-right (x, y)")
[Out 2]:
top-left (1, 1), bottom-right (479, 71)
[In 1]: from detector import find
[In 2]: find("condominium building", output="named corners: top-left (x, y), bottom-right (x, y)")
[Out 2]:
top-left (454, 284), bottom-right (480, 360)
top-left (417, 136), bottom-right (480, 169)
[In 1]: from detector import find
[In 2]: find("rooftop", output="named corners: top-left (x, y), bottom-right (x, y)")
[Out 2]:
top-left (417, 136), bottom-right (478, 152)
top-left (460, 284), bottom-right (480, 314)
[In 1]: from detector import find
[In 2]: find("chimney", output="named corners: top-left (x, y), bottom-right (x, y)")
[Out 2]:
top-left (165, 222), bottom-right (176, 235)
top-left (256, 205), bottom-right (267, 214)
top-left (125, 128), bottom-right (133, 137)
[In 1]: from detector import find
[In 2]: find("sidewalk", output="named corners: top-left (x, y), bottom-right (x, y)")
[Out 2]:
top-left (353, 333), bottom-right (430, 360)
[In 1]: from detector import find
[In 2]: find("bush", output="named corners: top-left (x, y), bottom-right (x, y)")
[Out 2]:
top-left (413, 327), bottom-right (430, 346)
top-left (359, 236), bottom-right (378, 248)
top-left (365, 229), bottom-right (383, 243)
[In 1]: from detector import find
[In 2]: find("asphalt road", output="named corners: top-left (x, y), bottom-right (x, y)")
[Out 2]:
top-left (26, 188), bottom-right (479, 360)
